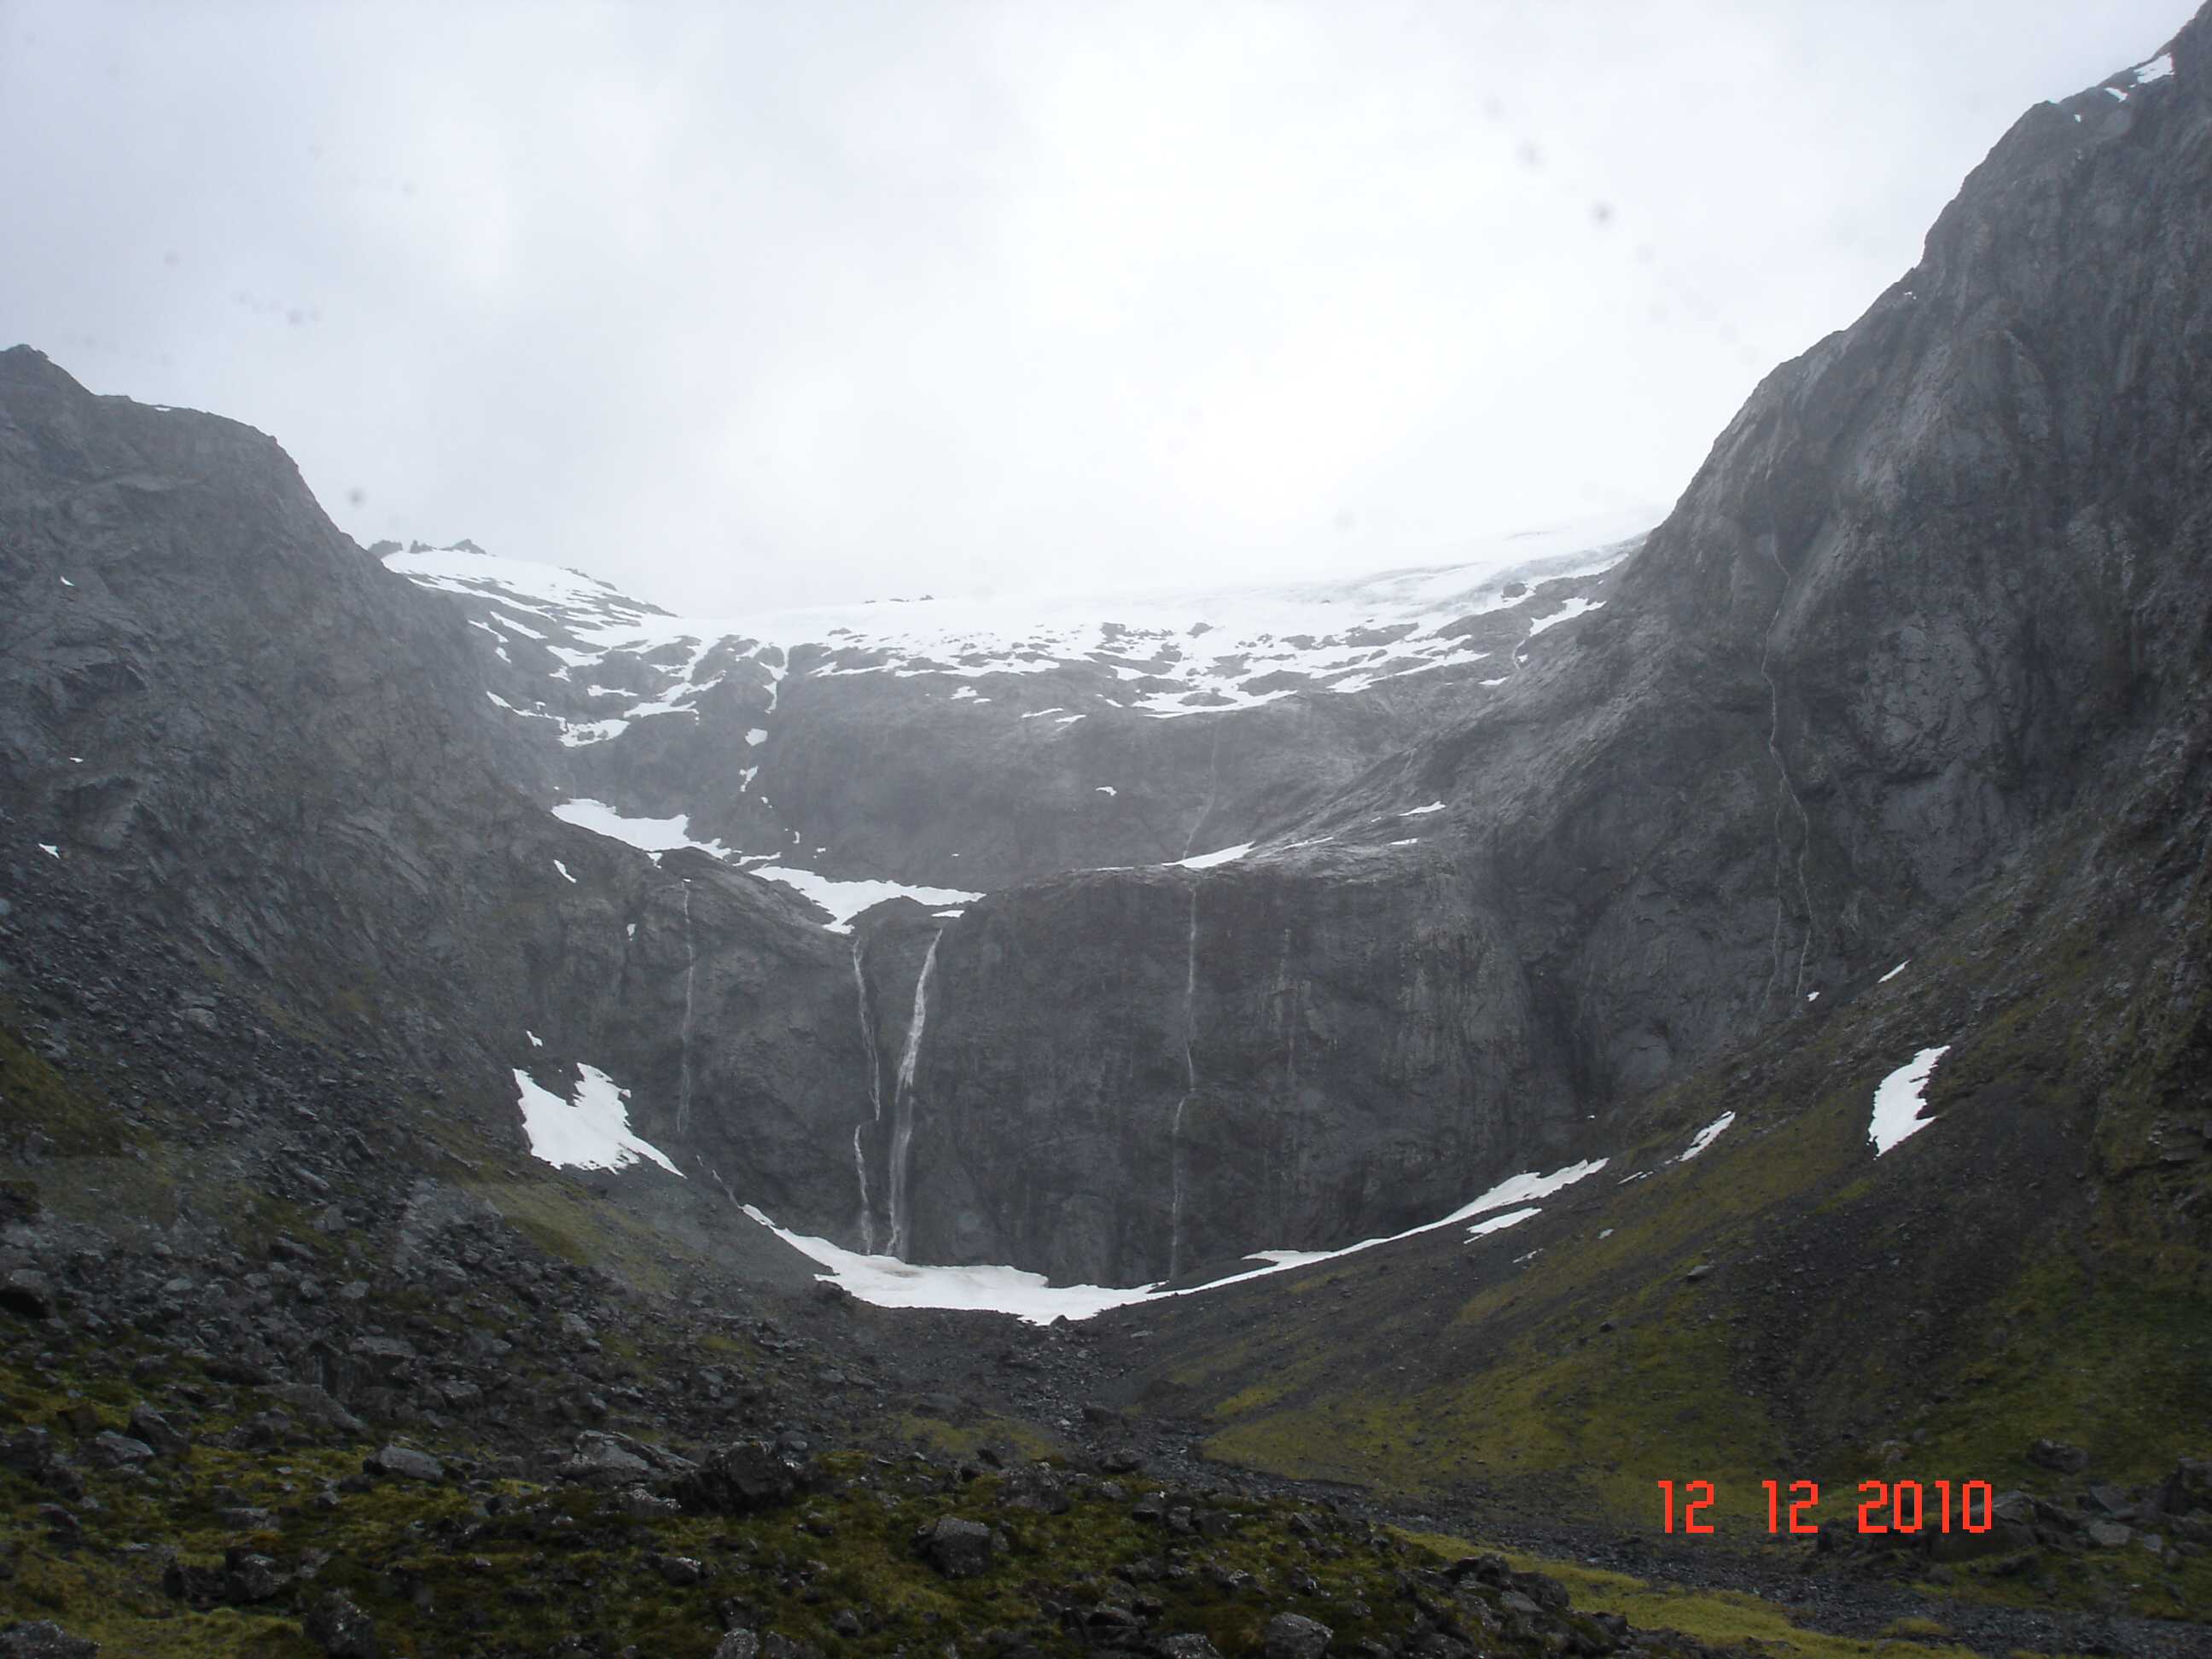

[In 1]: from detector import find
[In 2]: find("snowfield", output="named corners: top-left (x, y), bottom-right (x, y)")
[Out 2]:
top-left (742, 1157), bottom-right (1610, 1323)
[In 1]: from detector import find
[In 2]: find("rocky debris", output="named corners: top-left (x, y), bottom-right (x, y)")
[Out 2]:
top-left (657, 1555), bottom-right (707, 1587)
top-left (303, 1592), bottom-right (378, 1657)
top-left (678, 1440), bottom-right (817, 1514)
top-left (558, 1431), bottom-right (653, 1485)
top-left (0, 1624), bottom-right (98, 1658)
top-left (265, 1383), bottom-right (367, 1439)
top-left (79, 1431), bottom-right (152, 1470)
top-left (1262, 1612), bottom-right (1333, 1659)
top-left (125, 1402), bottom-right (189, 1458)
top-left (0, 1271), bottom-right (53, 1322)
top-left (2029, 1438), bottom-right (2091, 1474)
top-left (365, 1444), bottom-right (444, 1483)
top-left (915, 1516), bottom-right (997, 1579)
top-left (712, 1633), bottom-right (761, 1659)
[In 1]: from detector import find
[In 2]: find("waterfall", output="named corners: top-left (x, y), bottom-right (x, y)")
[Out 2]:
top-left (850, 1125), bottom-right (874, 1254)
top-left (1168, 884), bottom-right (1199, 1279)
top-left (884, 929), bottom-right (943, 1260)
top-left (1757, 544), bottom-right (1817, 1010)
top-left (1185, 721), bottom-right (1225, 858)
top-left (850, 938), bottom-right (884, 1253)
top-left (676, 879), bottom-right (697, 1136)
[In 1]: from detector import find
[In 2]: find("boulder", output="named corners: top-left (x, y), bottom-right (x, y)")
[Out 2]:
top-left (366, 1444), bottom-right (444, 1482)
top-left (916, 1516), bottom-right (995, 1579)
top-left (126, 1403), bottom-right (190, 1458)
top-left (304, 1592), bottom-right (378, 1657)
top-left (677, 1441), bottom-right (817, 1514)
top-left (1262, 1613), bottom-right (1332, 1659)
top-left (0, 1623), bottom-right (99, 1657)
top-left (81, 1432), bottom-right (154, 1470)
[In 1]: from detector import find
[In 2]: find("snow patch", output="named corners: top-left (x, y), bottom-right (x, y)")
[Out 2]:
top-left (386, 515), bottom-right (1654, 731)
top-left (748, 866), bottom-right (982, 933)
top-left (515, 1065), bottom-right (681, 1176)
top-left (553, 859), bottom-right (577, 884)
top-left (743, 1211), bottom-right (1152, 1323)
top-left (1525, 596), bottom-right (1603, 636)
top-left (745, 1158), bottom-right (1608, 1322)
top-left (38, 844), bottom-right (60, 859)
top-left (552, 798), bottom-right (734, 859)
top-left (526, 1030), bottom-right (544, 1048)
top-left (1679, 1111), bottom-right (1735, 1161)
top-left (1095, 785), bottom-right (1118, 796)
top-left (1172, 841), bottom-right (1254, 872)
top-left (1878, 961), bottom-right (1909, 984)
top-left (1404, 801), bottom-right (1447, 816)
top-left (1869, 1046), bottom-right (1949, 1155)
top-left (1465, 1207), bottom-right (1540, 1240)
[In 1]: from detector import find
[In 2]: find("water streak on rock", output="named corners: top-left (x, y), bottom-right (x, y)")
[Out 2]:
top-left (1758, 545), bottom-right (1817, 1010)
top-left (885, 929), bottom-right (944, 1260)
top-left (1169, 884), bottom-right (1199, 1279)
top-left (850, 938), bottom-right (883, 1253)
top-left (677, 880), bottom-right (697, 1136)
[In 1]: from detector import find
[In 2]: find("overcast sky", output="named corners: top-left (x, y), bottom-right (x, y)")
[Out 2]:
top-left (0, 1), bottom-right (2189, 612)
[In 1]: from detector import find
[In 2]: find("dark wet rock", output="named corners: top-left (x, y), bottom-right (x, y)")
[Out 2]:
top-left (0, 1623), bottom-right (99, 1658)
top-left (304, 1592), bottom-right (379, 1657)
top-left (1261, 1612), bottom-right (1332, 1659)
top-left (2029, 1439), bottom-right (2091, 1475)
top-left (266, 1382), bottom-right (367, 1438)
top-left (677, 1440), bottom-right (816, 1513)
top-left (224, 1551), bottom-right (289, 1604)
top-left (80, 1431), bottom-right (153, 1470)
top-left (126, 1402), bottom-right (190, 1458)
top-left (0, 1269), bottom-right (54, 1320)
top-left (916, 1516), bottom-right (996, 1579)
top-left (366, 1443), bottom-right (444, 1482)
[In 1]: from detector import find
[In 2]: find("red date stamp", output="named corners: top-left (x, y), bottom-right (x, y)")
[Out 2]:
top-left (1656, 1479), bottom-right (1997, 1536)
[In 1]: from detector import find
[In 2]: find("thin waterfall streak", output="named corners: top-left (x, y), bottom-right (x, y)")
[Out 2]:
top-left (850, 939), bottom-right (883, 1253)
top-left (1757, 545), bottom-right (1817, 1010)
top-left (886, 929), bottom-right (944, 1260)
top-left (1169, 885), bottom-right (1199, 1280)
top-left (851, 1124), bottom-right (875, 1255)
top-left (1184, 722), bottom-right (1225, 859)
top-left (677, 881), bottom-right (696, 1136)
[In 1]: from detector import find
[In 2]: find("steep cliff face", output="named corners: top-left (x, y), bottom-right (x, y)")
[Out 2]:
top-left (888, 20), bottom-right (2212, 1280)
top-left (0, 350), bottom-right (876, 1233)
top-left (1491, 18), bottom-right (2212, 1080)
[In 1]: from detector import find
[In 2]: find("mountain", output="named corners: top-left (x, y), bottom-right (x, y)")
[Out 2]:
top-left (2, 7), bottom-right (2209, 1655)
